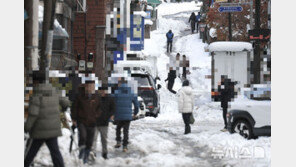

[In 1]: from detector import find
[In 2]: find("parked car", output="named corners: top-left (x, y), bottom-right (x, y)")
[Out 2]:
top-left (114, 60), bottom-right (161, 117)
top-left (227, 98), bottom-right (271, 139)
top-left (131, 71), bottom-right (161, 117)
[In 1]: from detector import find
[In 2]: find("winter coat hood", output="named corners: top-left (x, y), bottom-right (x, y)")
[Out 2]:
top-left (181, 86), bottom-right (193, 95)
top-left (113, 84), bottom-right (139, 121)
top-left (33, 83), bottom-right (57, 96)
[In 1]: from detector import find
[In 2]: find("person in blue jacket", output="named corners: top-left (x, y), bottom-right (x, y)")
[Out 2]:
top-left (195, 12), bottom-right (201, 33)
top-left (113, 77), bottom-right (139, 152)
top-left (166, 30), bottom-right (174, 53)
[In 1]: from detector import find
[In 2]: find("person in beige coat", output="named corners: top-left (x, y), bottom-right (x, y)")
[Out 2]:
top-left (178, 80), bottom-right (194, 134)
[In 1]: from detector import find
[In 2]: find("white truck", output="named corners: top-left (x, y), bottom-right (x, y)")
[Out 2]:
top-left (207, 41), bottom-right (253, 96)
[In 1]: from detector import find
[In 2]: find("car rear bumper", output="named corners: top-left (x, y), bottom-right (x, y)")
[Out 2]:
top-left (145, 107), bottom-right (159, 116)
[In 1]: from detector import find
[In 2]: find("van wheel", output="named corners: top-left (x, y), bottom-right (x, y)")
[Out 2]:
top-left (231, 120), bottom-right (253, 139)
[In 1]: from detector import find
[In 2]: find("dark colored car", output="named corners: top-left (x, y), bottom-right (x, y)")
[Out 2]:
top-left (131, 72), bottom-right (161, 117)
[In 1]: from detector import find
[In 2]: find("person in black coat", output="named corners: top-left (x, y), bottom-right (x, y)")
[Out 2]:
top-left (92, 86), bottom-right (115, 159)
top-left (217, 76), bottom-right (236, 131)
top-left (188, 12), bottom-right (196, 34)
top-left (165, 67), bottom-right (177, 94)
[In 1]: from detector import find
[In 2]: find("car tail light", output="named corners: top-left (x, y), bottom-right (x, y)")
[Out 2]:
top-left (139, 87), bottom-right (154, 91)
top-left (211, 91), bottom-right (219, 96)
top-left (147, 106), bottom-right (154, 109)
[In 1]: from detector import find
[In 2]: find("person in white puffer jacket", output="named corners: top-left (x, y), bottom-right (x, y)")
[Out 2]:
top-left (178, 80), bottom-right (194, 134)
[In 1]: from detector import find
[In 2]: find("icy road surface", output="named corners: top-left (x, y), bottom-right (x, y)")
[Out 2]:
top-left (32, 2), bottom-right (270, 167)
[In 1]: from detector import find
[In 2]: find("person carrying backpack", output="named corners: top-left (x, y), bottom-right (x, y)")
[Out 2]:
top-left (166, 30), bottom-right (174, 53)
top-left (195, 12), bottom-right (201, 33)
top-left (188, 12), bottom-right (196, 34)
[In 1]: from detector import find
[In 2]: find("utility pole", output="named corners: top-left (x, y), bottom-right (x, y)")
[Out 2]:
top-left (40, 0), bottom-right (57, 81)
top-left (249, 0), bottom-right (254, 29)
top-left (25, 0), bottom-right (39, 71)
top-left (253, 0), bottom-right (261, 83)
top-left (228, 0), bottom-right (232, 41)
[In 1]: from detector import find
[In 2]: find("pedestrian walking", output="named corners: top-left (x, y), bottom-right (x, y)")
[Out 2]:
top-left (178, 80), bottom-right (194, 134)
top-left (195, 12), bottom-right (201, 33)
top-left (166, 30), bottom-right (174, 53)
top-left (188, 12), bottom-right (196, 34)
top-left (182, 55), bottom-right (187, 79)
top-left (91, 85), bottom-right (116, 160)
top-left (113, 78), bottom-right (139, 152)
top-left (71, 80), bottom-right (102, 164)
top-left (175, 53), bottom-right (181, 78)
top-left (217, 75), bottom-right (236, 132)
top-left (24, 72), bottom-right (70, 167)
top-left (165, 67), bottom-right (177, 94)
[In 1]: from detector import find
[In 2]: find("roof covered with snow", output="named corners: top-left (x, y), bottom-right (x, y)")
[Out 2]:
top-left (116, 60), bottom-right (153, 68)
top-left (208, 42), bottom-right (253, 52)
top-left (145, 19), bottom-right (153, 25)
top-left (133, 11), bottom-right (148, 17)
top-left (147, 5), bottom-right (154, 10)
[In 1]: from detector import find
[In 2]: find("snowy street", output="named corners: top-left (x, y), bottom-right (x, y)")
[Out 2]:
top-left (32, 2), bottom-right (270, 167)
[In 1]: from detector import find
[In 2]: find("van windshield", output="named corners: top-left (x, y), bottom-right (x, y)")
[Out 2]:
top-left (132, 74), bottom-right (151, 87)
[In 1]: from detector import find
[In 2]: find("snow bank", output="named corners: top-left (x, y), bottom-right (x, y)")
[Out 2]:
top-left (144, 19), bottom-right (153, 25)
top-left (209, 28), bottom-right (217, 38)
top-left (208, 42), bottom-right (253, 52)
top-left (134, 11), bottom-right (148, 17)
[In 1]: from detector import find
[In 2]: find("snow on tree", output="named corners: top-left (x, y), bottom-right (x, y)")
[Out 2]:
top-left (206, 0), bottom-right (269, 42)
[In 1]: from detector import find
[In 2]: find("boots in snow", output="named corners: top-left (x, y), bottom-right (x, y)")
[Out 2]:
top-left (184, 125), bottom-right (191, 134)
top-left (102, 153), bottom-right (108, 159)
top-left (114, 141), bottom-right (121, 148)
top-left (79, 148), bottom-right (85, 159)
top-left (123, 146), bottom-right (128, 152)
top-left (220, 128), bottom-right (228, 132)
top-left (89, 151), bottom-right (96, 162)
top-left (83, 149), bottom-right (90, 164)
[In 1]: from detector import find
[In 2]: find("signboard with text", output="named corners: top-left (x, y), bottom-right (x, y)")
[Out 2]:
top-left (130, 14), bottom-right (144, 51)
top-left (216, 0), bottom-right (228, 2)
top-left (248, 29), bottom-right (271, 41)
top-left (218, 6), bottom-right (243, 12)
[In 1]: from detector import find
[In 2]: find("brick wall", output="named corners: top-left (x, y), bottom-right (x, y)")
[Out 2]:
top-left (73, 0), bottom-right (108, 61)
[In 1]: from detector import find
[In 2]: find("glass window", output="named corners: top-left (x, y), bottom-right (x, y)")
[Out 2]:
top-left (132, 74), bottom-right (151, 87)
